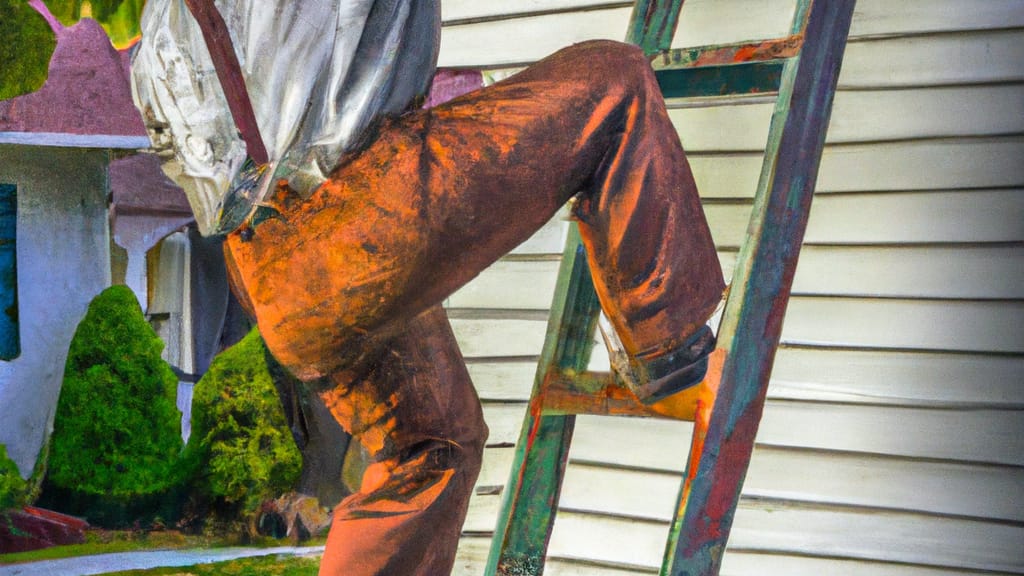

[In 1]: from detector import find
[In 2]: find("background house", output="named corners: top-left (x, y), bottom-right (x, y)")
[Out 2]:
top-left (435, 1), bottom-right (1024, 574)
top-left (0, 17), bottom-right (150, 479)
top-left (0, 17), bottom-right (221, 477)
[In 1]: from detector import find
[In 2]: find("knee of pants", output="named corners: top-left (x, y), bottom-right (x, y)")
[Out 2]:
top-left (563, 39), bottom-right (654, 92)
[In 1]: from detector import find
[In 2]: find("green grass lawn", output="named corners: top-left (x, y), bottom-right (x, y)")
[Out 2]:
top-left (100, 553), bottom-right (321, 575)
top-left (0, 530), bottom-right (202, 564)
top-left (0, 528), bottom-right (325, 570)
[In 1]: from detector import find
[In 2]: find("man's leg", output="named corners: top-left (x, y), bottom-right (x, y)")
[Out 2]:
top-left (224, 39), bottom-right (723, 384)
top-left (316, 306), bottom-right (486, 576)
top-left (222, 38), bottom-right (724, 574)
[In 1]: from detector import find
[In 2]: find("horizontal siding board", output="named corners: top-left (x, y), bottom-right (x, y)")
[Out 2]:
top-left (721, 552), bottom-right (1023, 576)
top-left (729, 504), bottom-right (1024, 574)
top-left (507, 208), bottom-right (570, 255)
top-left (464, 486), bottom-right (503, 533)
top-left (568, 402), bottom-right (1024, 467)
top-left (757, 401), bottom-right (1024, 466)
top-left (804, 190), bottom-right (1024, 245)
top-left (672, 0), bottom-right (795, 47)
top-left (770, 347), bottom-right (1024, 407)
top-left (466, 360), bottom-right (539, 400)
top-left (545, 560), bottom-right (654, 576)
top-left (547, 505), bottom-right (1024, 573)
top-left (476, 445), bottom-right (517, 488)
top-left (791, 245), bottom-right (1024, 300)
top-left (560, 450), bottom-right (1024, 523)
top-left (565, 415), bottom-right (696, 471)
top-left (442, 0), bottom-right (1024, 37)
top-left (450, 317), bottom-right (548, 357)
top-left (481, 401), bottom-right (530, 446)
top-left (453, 31), bottom-right (1024, 93)
top-left (779, 297), bottom-right (1024, 354)
top-left (826, 84), bottom-right (1024, 144)
top-left (448, 259), bottom-right (560, 310)
top-left (442, 0), bottom-right (622, 22)
top-left (440, 2), bottom-right (1024, 81)
top-left (816, 138), bottom-right (1024, 193)
top-left (846, 0), bottom-right (1024, 38)
top-left (707, 190), bottom-right (1024, 246)
top-left (839, 29), bottom-right (1024, 88)
top-left (465, 348), bottom-right (1024, 408)
top-left (670, 84), bottom-right (1024, 153)
top-left (439, 7), bottom-right (631, 67)
top-left (458, 246), bottom-right (1024, 312)
top-left (693, 139), bottom-right (1024, 199)
top-left (452, 298), bottom-right (1024, 358)
top-left (453, 537), bottom-right (490, 575)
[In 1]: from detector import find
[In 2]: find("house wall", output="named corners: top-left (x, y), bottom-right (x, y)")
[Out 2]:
top-left (435, 1), bottom-right (1024, 574)
top-left (0, 145), bottom-right (112, 477)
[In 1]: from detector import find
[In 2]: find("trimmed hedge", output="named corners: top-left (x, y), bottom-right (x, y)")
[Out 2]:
top-left (183, 328), bottom-right (301, 525)
top-left (42, 285), bottom-right (183, 526)
top-left (0, 444), bottom-right (27, 511)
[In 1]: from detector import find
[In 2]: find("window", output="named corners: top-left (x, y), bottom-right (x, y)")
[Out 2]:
top-left (0, 183), bottom-right (18, 360)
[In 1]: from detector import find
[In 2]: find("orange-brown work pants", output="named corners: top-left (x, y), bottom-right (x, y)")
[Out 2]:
top-left (224, 40), bottom-right (724, 575)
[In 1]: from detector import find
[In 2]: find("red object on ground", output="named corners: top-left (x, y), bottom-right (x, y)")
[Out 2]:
top-left (0, 506), bottom-right (88, 554)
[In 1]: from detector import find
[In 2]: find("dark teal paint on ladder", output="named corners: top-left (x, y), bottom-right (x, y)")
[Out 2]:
top-left (655, 60), bottom-right (785, 99)
top-left (0, 183), bottom-right (18, 360)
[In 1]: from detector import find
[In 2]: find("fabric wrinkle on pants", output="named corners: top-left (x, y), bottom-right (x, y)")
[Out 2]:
top-left (222, 39), bottom-right (724, 575)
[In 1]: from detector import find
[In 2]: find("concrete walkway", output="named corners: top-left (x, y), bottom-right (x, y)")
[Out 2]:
top-left (0, 545), bottom-right (324, 575)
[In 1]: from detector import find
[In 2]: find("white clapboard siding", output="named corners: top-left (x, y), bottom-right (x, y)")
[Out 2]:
top-left (443, 0), bottom-right (1024, 39)
top-left (691, 138), bottom-right (1024, 199)
top-left (561, 451), bottom-right (1024, 523)
top-left (548, 554), bottom-right (1024, 576)
top-left (706, 190), bottom-right (1024, 247)
top-left (839, 29), bottom-right (1024, 88)
top-left (440, 1), bottom-right (1024, 67)
top-left (466, 347), bottom-right (1024, 408)
top-left (780, 297), bottom-right (1024, 353)
top-left (720, 553), bottom-right (1023, 576)
top-left (768, 347), bottom-right (1024, 407)
top-left (547, 505), bottom-right (1024, 573)
top-left (480, 402), bottom-right (530, 447)
top-left (669, 84), bottom-right (1024, 152)
top-left (565, 406), bottom-right (1024, 469)
top-left (442, 0), bottom-right (621, 23)
top-left (454, 244), bottom-right (1024, 311)
top-left (451, 297), bottom-right (1024, 357)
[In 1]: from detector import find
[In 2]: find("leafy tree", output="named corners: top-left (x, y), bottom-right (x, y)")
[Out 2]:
top-left (183, 329), bottom-right (302, 527)
top-left (46, 0), bottom-right (145, 47)
top-left (43, 285), bottom-right (183, 526)
top-left (1, 0), bottom-right (144, 100)
top-left (0, 0), bottom-right (56, 99)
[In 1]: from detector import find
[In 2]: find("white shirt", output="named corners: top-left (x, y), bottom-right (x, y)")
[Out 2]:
top-left (131, 0), bottom-right (441, 235)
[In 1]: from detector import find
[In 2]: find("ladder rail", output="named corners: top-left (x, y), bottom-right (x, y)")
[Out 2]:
top-left (663, 2), bottom-right (856, 574)
top-left (486, 1), bottom-right (856, 574)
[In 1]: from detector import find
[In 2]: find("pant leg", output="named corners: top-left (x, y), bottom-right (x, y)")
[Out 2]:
top-left (316, 306), bottom-right (487, 576)
top-left (220, 38), bottom-right (723, 576)
top-left (223, 39), bottom-right (723, 381)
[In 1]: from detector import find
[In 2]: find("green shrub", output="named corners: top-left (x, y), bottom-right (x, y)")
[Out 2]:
top-left (42, 285), bottom-right (183, 526)
top-left (183, 329), bottom-right (301, 525)
top-left (0, 444), bottom-right (27, 511)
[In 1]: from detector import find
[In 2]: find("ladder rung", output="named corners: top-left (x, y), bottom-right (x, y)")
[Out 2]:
top-left (540, 368), bottom-right (710, 421)
top-left (653, 35), bottom-right (804, 69)
top-left (655, 60), bottom-right (785, 99)
top-left (652, 35), bottom-right (803, 99)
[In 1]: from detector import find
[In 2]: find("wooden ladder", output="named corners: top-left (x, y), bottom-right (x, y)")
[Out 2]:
top-left (484, 1), bottom-right (857, 575)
